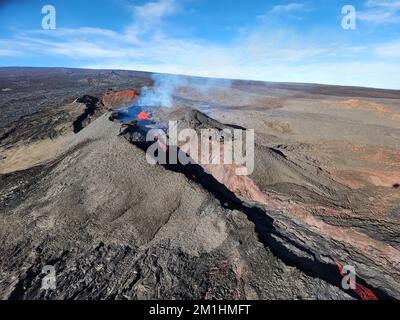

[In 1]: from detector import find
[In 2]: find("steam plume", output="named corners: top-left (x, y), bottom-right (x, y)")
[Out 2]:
top-left (136, 73), bottom-right (232, 108)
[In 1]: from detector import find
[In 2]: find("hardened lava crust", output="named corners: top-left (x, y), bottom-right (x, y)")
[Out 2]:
top-left (1, 67), bottom-right (399, 300)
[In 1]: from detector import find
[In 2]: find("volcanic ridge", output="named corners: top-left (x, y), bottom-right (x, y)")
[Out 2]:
top-left (0, 67), bottom-right (399, 300)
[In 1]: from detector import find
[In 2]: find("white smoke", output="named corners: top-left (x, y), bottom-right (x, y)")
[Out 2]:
top-left (136, 73), bottom-right (232, 108)
top-left (136, 74), bottom-right (181, 108)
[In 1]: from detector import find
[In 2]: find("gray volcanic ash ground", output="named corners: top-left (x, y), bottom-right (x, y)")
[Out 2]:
top-left (0, 67), bottom-right (399, 300)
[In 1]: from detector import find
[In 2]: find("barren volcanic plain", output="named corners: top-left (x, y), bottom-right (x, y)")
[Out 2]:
top-left (0, 67), bottom-right (399, 300)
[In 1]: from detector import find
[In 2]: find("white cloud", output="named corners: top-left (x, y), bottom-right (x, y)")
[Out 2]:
top-left (125, 0), bottom-right (180, 39)
top-left (257, 2), bottom-right (307, 20)
top-left (0, 49), bottom-right (20, 56)
top-left (133, 0), bottom-right (179, 21)
top-left (270, 3), bottom-right (305, 14)
top-left (375, 41), bottom-right (400, 57)
top-left (366, 0), bottom-right (400, 9)
top-left (0, 39), bottom-right (21, 56)
top-left (7, 24), bottom-right (331, 70)
top-left (359, 0), bottom-right (400, 24)
top-left (1, 0), bottom-right (399, 89)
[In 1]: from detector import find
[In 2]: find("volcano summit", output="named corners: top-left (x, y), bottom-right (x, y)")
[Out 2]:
top-left (0, 67), bottom-right (400, 300)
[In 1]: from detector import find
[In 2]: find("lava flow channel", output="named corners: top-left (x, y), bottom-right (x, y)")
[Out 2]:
top-left (109, 105), bottom-right (169, 154)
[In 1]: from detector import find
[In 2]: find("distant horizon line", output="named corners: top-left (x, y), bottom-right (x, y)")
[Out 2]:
top-left (1, 65), bottom-right (399, 92)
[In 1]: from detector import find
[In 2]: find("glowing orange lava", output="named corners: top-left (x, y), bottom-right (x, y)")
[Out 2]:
top-left (137, 111), bottom-right (150, 120)
top-left (337, 263), bottom-right (378, 300)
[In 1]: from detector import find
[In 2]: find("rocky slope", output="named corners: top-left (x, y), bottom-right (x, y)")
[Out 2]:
top-left (0, 114), bottom-right (351, 300)
top-left (1, 67), bottom-right (399, 300)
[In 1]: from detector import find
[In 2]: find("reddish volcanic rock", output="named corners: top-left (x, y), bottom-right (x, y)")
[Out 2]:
top-left (102, 89), bottom-right (138, 108)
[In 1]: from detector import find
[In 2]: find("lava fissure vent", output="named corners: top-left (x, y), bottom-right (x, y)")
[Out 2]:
top-left (73, 95), bottom-right (100, 133)
top-left (123, 132), bottom-right (393, 300)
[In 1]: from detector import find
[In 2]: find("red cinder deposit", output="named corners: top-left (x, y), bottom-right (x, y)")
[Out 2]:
top-left (102, 89), bottom-right (138, 108)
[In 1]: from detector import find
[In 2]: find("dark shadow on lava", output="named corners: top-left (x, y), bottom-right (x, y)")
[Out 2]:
top-left (393, 184), bottom-right (400, 189)
top-left (128, 137), bottom-right (394, 300)
top-left (221, 123), bottom-right (246, 130)
top-left (73, 95), bottom-right (99, 133)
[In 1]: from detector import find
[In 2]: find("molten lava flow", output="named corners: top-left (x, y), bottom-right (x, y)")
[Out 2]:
top-left (135, 110), bottom-right (168, 152)
top-left (337, 263), bottom-right (378, 300)
top-left (137, 111), bottom-right (150, 120)
top-left (153, 133), bottom-right (168, 153)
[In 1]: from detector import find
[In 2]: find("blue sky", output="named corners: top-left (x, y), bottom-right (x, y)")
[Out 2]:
top-left (0, 0), bottom-right (399, 89)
